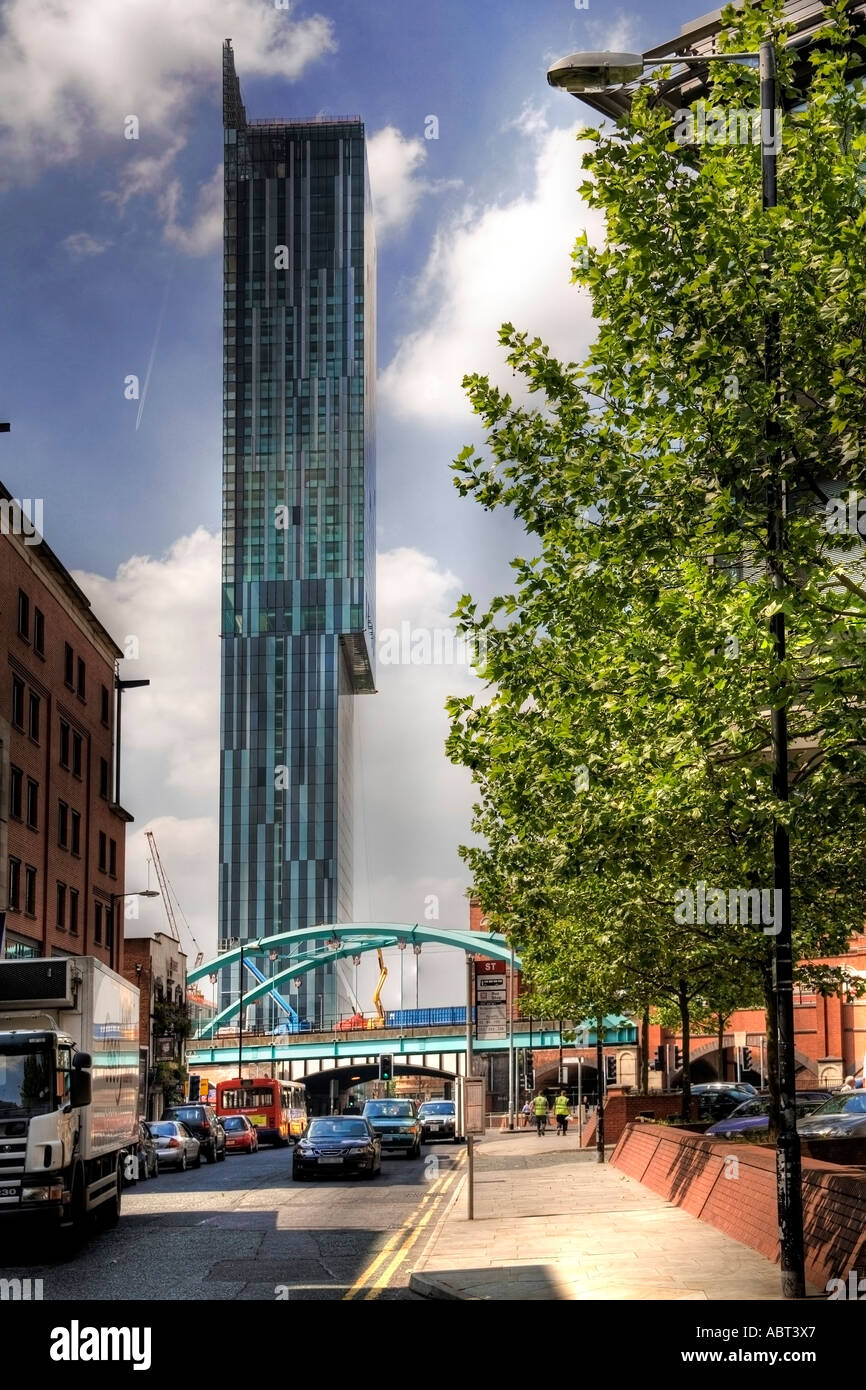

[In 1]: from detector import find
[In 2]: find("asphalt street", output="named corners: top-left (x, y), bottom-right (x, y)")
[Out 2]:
top-left (0, 1141), bottom-right (466, 1302)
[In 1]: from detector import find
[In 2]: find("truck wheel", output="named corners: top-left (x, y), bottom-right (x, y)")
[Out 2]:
top-left (101, 1164), bottom-right (122, 1228)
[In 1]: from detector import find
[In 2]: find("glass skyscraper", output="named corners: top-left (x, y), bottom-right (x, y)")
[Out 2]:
top-left (219, 40), bottom-right (376, 1029)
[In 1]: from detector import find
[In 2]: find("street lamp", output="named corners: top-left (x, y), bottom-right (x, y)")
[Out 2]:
top-left (397, 939), bottom-right (407, 1012)
top-left (413, 943), bottom-right (422, 1011)
top-left (548, 40), bottom-right (804, 1299)
top-left (108, 889), bottom-right (159, 972)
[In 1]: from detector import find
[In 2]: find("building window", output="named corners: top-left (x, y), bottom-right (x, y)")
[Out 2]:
top-left (26, 779), bottom-right (38, 830)
top-left (64, 643), bottom-right (74, 687)
top-left (69, 889), bottom-right (79, 935)
top-left (100, 684), bottom-right (110, 726)
top-left (94, 902), bottom-right (103, 945)
top-left (17, 590), bottom-right (29, 641)
top-left (109, 838), bottom-right (117, 877)
top-left (72, 732), bottom-right (82, 779)
top-left (105, 907), bottom-right (114, 953)
top-left (57, 882), bottom-right (66, 930)
top-left (9, 766), bottom-right (22, 820)
top-left (76, 659), bottom-right (86, 701)
top-left (34, 608), bottom-right (45, 657)
top-left (12, 676), bottom-right (24, 729)
top-left (71, 810), bottom-right (81, 857)
top-left (58, 801), bottom-right (69, 848)
top-left (99, 757), bottom-right (109, 800)
top-left (8, 858), bottom-right (21, 911)
top-left (98, 832), bottom-right (107, 873)
top-left (28, 692), bottom-right (40, 743)
top-left (59, 720), bottom-right (70, 768)
top-left (24, 865), bottom-right (36, 916)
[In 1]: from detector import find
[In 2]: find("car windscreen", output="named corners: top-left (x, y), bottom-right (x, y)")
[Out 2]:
top-left (728, 1099), bottom-right (769, 1118)
top-left (307, 1120), bottom-right (369, 1139)
top-left (167, 1107), bottom-right (202, 1123)
top-left (364, 1102), bottom-right (414, 1118)
top-left (419, 1103), bottom-right (454, 1115)
top-left (811, 1093), bottom-right (866, 1115)
top-left (148, 1122), bottom-right (178, 1137)
top-left (222, 1116), bottom-right (246, 1131)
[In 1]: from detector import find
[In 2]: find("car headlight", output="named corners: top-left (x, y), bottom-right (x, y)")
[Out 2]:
top-left (347, 1146), bottom-right (369, 1155)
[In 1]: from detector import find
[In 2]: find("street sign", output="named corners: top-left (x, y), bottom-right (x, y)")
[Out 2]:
top-left (475, 959), bottom-right (507, 1040)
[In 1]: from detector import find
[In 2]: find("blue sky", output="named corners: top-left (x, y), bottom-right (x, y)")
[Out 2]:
top-left (0, 0), bottom-right (709, 1006)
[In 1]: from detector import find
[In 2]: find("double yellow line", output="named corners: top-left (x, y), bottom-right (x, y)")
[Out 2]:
top-left (343, 1153), bottom-right (465, 1300)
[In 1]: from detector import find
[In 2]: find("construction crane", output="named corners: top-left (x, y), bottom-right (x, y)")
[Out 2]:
top-left (144, 830), bottom-right (180, 943)
top-left (372, 949), bottom-right (388, 1026)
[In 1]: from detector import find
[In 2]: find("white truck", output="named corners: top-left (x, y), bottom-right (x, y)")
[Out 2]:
top-left (0, 954), bottom-right (139, 1243)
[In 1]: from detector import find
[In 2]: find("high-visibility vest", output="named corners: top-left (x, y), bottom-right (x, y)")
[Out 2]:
top-left (554, 1096), bottom-right (570, 1116)
top-left (533, 1095), bottom-right (549, 1115)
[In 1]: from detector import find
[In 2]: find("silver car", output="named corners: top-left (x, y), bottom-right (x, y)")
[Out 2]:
top-left (146, 1119), bottom-right (202, 1171)
top-left (797, 1091), bottom-right (866, 1139)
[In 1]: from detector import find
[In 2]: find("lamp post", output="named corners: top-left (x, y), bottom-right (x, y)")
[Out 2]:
top-left (548, 41), bottom-right (804, 1298)
top-left (108, 888), bottom-right (159, 973)
top-left (397, 938), bottom-right (407, 1012)
top-left (413, 943), bottom-right (422, 1010)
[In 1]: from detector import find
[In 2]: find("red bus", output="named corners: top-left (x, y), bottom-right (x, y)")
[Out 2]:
top-left (216, 1077), bottom-right (307, 1146)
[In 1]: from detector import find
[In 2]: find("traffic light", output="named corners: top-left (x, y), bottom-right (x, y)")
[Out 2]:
top-left (674, 1047), bottom-right (683, 1070)
top-left (379, 1054), bottom-right (393, 1082)
top-left (654, 1046), bottom-right (666, 1071)
top-left (605, 1056), bottom-right (617, 1083)
top-left (188, 1074), bottom-right (201, 1102)
top-left (742, 1047), bottom-right (753, 1072)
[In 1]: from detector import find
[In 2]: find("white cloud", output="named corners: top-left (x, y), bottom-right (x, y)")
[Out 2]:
top-left (75, 533), bottom-right (475, 1001)
top-left (161, 165), bottom-right (224, 257)
top-left (379, 116), bottom-right (602, 424)
top-left (61, 231), bottom-right (111, 258)
top-left (73, 527), bottom-right (221, 804)
top-left (367, 125), bottom-right (459, 240)
top-left (0, 0), bottom-right (335, 176)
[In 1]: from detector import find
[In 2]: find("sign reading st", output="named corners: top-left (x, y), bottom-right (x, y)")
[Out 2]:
top-left (475, 959), bottom-right (507, 1040)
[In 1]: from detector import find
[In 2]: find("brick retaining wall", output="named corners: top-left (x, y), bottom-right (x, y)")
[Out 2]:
top-left (612, 1122), bottom-right (866, 1286)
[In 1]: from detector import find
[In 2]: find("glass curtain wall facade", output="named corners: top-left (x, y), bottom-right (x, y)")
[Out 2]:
top-left (219, 41), bottom-right (376, 1030)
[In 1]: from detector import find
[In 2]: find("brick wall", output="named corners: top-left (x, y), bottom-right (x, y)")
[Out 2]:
top-left (0, 516), bottom-right (128, 968)
top-left (613, 1122), bottom-right (866, 1287)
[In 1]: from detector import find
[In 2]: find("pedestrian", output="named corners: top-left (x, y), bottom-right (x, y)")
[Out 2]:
top-left (554, 1089), bottom-right (570, 1136)
top-left (532, 1091), bottom-right (549, 1136)
top-left (521, 1099), bottom-right (532, 1128)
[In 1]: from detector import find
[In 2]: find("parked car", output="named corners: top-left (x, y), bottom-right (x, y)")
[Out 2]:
top-left (706, 1092), bottom-right (829, 1138)
top-left (692, 1086), bottom-right (758, 1122)
top-left (161, 1103), bottom-right (227, 1163)
top-left (146, 1119), bottom-right (201, 1171)
top-left (292, 1116), bottom-right (381, 1180)
top-left (134, 1120), bottom-right (158, 1180)
top-left (691, 1082), bottom-right (758, 1097)
top-left (222, 1114), bottom-right (259, 1154)
top-left (797, 1091), bottom-right (866, 1139)
top-left (362, 1099), bottom-right (422, 1158)
top-left (418, 1100), bottom-right (457, 1142)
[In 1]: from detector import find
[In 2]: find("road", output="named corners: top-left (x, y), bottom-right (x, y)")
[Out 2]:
top-left (0, 1142), bottom-right (465, 1301)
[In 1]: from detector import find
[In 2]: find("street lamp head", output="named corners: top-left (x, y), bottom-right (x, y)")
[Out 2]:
top-left (547, 51), bottom-right (645, 94)
top-left (138, 890), bottom-right (160, 899)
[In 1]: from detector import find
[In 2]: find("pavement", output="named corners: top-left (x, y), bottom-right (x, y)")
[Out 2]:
top-left (409, 1125), bottom-right (808, 1301)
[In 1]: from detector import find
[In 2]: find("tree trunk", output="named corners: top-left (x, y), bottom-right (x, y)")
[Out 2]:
top-left (679, 980), bottom-right (691, 1121)
top-left (717, 1014), bottom-right (725, 1084)
top-left (641, 1006), bottom-right (650, 1094)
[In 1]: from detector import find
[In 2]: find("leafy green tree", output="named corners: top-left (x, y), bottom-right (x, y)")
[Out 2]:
top-left (447, 0), bottom-right (866, 1128)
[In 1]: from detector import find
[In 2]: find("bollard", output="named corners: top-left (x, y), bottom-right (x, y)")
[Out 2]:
top-left (467, 1133), bottom-right (475, 1220)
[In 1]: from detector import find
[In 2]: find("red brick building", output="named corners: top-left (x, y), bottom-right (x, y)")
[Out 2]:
top-left (0, 485), bottom-right (130, 969)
